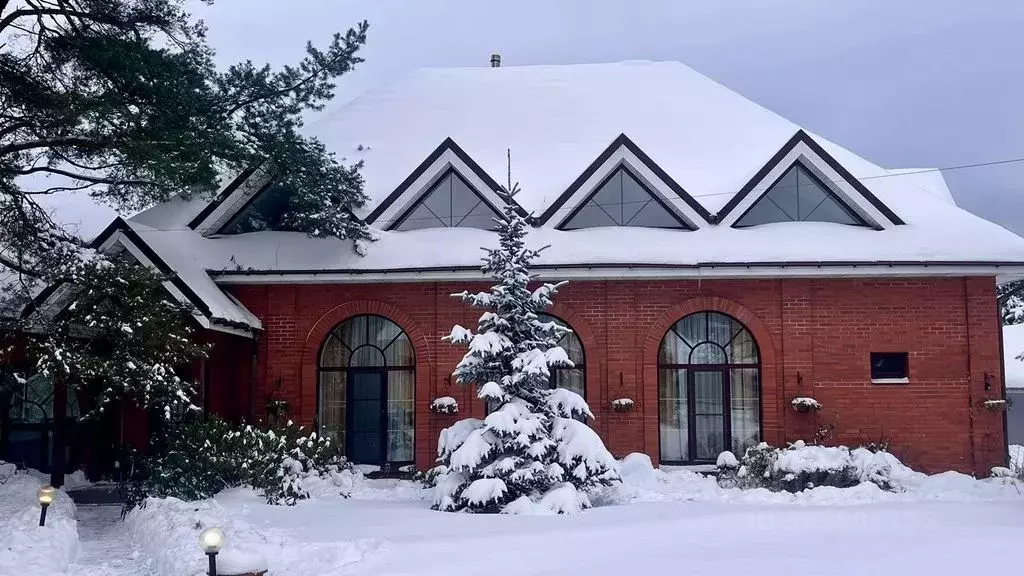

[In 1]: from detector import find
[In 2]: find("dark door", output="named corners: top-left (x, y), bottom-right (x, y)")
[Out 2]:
top-left (347, 370), bottom-right (386, 465)
top-left (689, 368), bottom-right (730, 461)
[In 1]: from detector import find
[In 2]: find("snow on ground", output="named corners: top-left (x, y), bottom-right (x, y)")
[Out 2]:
top-left (114, 455), bottom-right (1024, 576)
top-left (0, 467), bottom-right (79, 576)
top-left (67, 506), bottom-right (150, 576)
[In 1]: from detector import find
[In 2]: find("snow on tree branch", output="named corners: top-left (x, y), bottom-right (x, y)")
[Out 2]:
top-left (431, 182), bottom-right (619, 514)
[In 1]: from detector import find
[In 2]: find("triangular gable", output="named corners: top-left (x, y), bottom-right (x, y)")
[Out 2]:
top-left (717, 130), bottom-right (904, 228)
top-left (734, 163), bottom-right (868, 227)
top-left (561, 165), bottom-right (691, 230)
top-left (217, 181), bottom-right (298, 234)
top-left (24, 218), bottom-right (260, 337)
top-left (187, 164), bottom-right (274, 235)
top-left (538, 134), bottom-right (712, 228)
top-left (365, 138), bottom-right (527, 228)
top-left (391, 168), bottom-right (503, 231)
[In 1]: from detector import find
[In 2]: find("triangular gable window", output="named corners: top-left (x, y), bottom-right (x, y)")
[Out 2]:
top-left (735, 164), bottom-right (867, 227)
top-left (219, 183), bottom-right (300, 234)
top-left (561, 166), bottom-right (691, 230)
top-left (392, 170), bottom-right (502, 231)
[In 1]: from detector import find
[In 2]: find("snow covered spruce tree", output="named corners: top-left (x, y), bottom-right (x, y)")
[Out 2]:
top-left (433, 186), bottom-right (620, 514)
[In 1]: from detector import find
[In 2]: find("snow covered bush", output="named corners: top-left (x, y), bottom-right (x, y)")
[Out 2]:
top-left (432, 186), bottom-right (619, 514)
top-left (119, 414), bottom-right (349, 513)
top-left (728, 441), bottom-right (918, 493)
top-left (790, 397), bottom-right (822, 412)
top-left (611, 398), bottom-right (634, 412)
top-left (430, 396), bottom-right (459, 414)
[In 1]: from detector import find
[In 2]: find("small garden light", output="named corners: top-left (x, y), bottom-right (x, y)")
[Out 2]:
top-left (198, 527), bottom-right (225, 576)
top-left (37, 485), bottom-right (56, 527)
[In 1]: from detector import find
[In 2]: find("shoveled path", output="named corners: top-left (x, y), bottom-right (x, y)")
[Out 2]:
top-left (67, 505), bottom-right (151, 576)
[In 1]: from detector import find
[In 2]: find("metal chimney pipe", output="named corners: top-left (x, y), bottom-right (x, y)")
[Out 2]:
top-left (490, 54), bottom-right (501, 68)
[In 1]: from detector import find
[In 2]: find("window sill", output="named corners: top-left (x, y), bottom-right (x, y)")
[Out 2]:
top-left (871, 377), bottom-right (909, 385)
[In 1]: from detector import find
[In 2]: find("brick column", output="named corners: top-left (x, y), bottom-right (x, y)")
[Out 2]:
top-left (965, 276), bottom-right (1005, 475)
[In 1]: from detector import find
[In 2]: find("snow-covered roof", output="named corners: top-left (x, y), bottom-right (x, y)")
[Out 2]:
top-left (81, 59), bottom-right (1024, 329)
top-left (1004, 324), bottom-right (1024, 389)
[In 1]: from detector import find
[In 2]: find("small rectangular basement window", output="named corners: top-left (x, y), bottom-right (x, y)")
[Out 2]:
top-left (870, 352), bottom-right (909, 384)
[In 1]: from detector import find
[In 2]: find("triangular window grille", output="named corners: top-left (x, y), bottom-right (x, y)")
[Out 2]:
top-left (392, 170), bottom-right (502, 231)
top-left (219, 183), bottom-right (300, 234)
top-left (735, 164), bottom-right (868, 227)
top-left (561, 167), bottom-right (690, 230)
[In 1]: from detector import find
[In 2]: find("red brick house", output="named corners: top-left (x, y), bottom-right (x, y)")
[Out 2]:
top-left (39, 61), bottom-right (1024, 476)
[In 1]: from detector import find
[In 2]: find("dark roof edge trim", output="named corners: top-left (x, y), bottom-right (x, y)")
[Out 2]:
top-left (30, 218), bottom-right (260, 332)
top-left (186, 165), bottom-right (261, 230)
top-left (716, 130), bottom-right (904, 226)
top-left (208, 259), bottom-right (1024, 277)
top-left (537, 134), bottom-right (714, 225)
top-left (365, 137), bottom-right (528, 225)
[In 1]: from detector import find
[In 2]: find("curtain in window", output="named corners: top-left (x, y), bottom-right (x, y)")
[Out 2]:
top-left (658, 369), bottom-right (688, 462)
top-left (387, 370), bottom-right (415, 462)
top-left (730, 368), bottom-right (760, 455)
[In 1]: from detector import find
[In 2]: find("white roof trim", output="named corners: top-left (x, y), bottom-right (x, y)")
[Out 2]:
top-left (549, 145), bottom-right (703, 230)
top-left (718, 141), bottom-right (892, 229)
top-left (211, 263), bottom-right (1024, 285)
top-left (99, 231), bottom-right (213, 330)
top-left (371, 149), bottom-right (507, 230)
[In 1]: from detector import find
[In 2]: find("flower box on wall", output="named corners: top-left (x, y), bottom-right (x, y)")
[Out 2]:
top-left (430, 396), bottom-right (459, 415)
top-left (790, 397), bottom-right (822, 413)
top-left (982, 399), bottom-right (1008, 413)
top-left (611, 398), bottom-right (635, 413)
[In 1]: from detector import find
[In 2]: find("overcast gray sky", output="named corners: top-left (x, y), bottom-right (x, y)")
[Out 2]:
top-left (54, 0), bottom-right (1024, 237)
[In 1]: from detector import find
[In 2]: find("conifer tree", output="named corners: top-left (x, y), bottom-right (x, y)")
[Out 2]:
top-left (433, 186), bottom-right (619, 514)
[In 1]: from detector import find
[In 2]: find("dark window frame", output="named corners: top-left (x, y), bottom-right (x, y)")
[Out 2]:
top-left (557, 163), bottom-right (693, 231)
top-left (389, 167), bottom-right (505, 231)
top-left (315, 314), bottom-right (416, 467)
top-left (217, 180), bottom-right (303, 235)
top-left (657, 311), bottom-right (762, 465)
top-left (537, 313), bottom-right (586, 399)
top-left (870, 352), bottom-right (909, 382)
top-left (733, 160), bottom-right (870, 228)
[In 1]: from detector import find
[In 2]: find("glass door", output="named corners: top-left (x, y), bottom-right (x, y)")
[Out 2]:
top-left (346, 370), bottom-right (386, 465)
top-left (691, 369), bottom-right (728, 461)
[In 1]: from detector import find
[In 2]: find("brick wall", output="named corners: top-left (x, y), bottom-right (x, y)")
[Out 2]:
top-left (212, 276), bottom-right (1006, 475)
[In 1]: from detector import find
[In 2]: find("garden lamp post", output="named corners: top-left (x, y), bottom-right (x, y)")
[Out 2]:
top-left (37, 485), bottom-right (56, 527)
top-left (199, 527), bottom-right (225, 576)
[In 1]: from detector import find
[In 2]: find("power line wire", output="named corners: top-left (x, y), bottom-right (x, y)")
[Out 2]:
top-left (90, 153), bottom-right (1024, 232)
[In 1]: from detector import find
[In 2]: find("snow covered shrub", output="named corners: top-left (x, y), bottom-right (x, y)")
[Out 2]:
top-left (432, 186), bottom-right (619, 514)
top-left (715, 451), bottom-right (740, 488)
top-left (119, 415), bottom-right (349, 513)
top-left (728, 441), bottom-right (916, 492)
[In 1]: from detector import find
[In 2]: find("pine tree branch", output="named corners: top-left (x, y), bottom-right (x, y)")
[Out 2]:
top-left (0, 6), bottom-right (132, 36)
top-left (12, 165), bottom-right (159, 187)
top-left (0, 137), bottom-right (109, 156)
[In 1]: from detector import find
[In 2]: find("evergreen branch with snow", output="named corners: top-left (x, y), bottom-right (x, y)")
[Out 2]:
top-left (432, 183), bottom-right (619, 514)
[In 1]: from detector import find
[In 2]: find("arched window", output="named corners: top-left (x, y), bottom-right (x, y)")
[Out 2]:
top-left (657, 311), bottom-right (760, 463)
top-left (538, 314), bottom-right (586, 399)
top-left (318, 315), bottom-right (415, 466)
